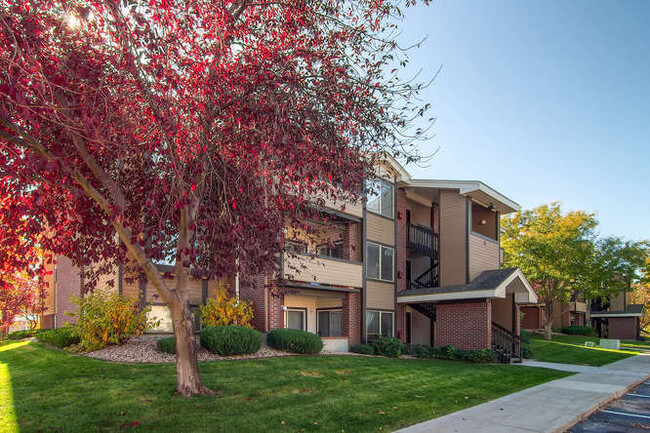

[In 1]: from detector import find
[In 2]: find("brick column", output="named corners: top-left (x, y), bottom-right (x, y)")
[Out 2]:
top-left (396, 304), bottom-right (407, 342)
top-left (396, 188), bottom-right (408, 343)
top-left (267, 287), bottom-right (284, 331)
top-left (343, 222), bottom-right (361, 261)
top-left (343, 292), bottom-right (361, 346)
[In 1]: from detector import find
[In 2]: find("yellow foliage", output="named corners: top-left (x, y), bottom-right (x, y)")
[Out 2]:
top-left (200, 284), bottom-right (254, 328)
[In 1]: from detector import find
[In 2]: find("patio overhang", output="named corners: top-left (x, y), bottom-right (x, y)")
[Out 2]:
top-left (397, 268), bottom-right (537, 304)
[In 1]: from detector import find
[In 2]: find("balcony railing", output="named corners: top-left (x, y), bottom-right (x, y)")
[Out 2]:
top-left (282, 252), bottom-right (362, 288)
top-left (407, 223), bottom-right (439, 258)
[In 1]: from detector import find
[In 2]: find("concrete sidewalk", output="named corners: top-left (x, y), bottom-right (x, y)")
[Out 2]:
top-left (396, 354), bottom-right (650, 433)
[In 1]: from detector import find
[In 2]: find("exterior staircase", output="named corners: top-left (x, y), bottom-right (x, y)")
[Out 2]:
top-left (491, 322), bottom-right (528, 364)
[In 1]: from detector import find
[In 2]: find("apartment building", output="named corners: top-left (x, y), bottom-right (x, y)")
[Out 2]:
top-left (42, 157), bottom-right (537, 355)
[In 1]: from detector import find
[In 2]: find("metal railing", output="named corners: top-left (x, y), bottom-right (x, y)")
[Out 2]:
top-left (407, 223), bottom-right (439, 258)
top-left (491, 322), bottom-right (528, 363)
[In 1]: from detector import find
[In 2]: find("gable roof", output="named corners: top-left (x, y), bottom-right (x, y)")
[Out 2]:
top-left (397, 268), bottom-right (537, 304)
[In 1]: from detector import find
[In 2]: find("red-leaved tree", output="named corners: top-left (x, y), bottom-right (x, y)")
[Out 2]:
top-left (0, 0), bottom-right (430, 395)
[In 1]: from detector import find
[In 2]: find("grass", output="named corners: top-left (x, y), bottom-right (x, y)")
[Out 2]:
top-left (524, 331), bottom-right (642, 366)
top-left (0, 341), bottom-right (569, 433)
top-left (621, 339), bottom-right (650, 350)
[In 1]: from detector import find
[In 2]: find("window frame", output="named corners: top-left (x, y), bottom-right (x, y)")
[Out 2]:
top-left (366, 242), bottom-right (395, 282)
top-left (285, 307), bottom-right (307, 331)
top-left (317, 308), bottom-right (343, 337)
top-left (365, 178), bottom-right (394, 219)
top-left (366, 310), bottom-right (394, 339)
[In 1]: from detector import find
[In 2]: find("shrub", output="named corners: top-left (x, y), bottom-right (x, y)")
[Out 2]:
top-left (156, 336), bottom-right (176, 354)
top-left (464, 348), bottom-right (498, 363)
top-left (73, 292), bottom-right (158, 352)
top-left (267, 328), bottom-right (323, 354)
top-left (521, 343), bottom-right (533, 359)
top-left (432, 344), bottom-right (463, 360)
top-left (7, 329), bottom-right (39, 340)
top-left (200, 325), bottom-right (262, 355)
top-left (350, 344), bottom-right (375, 355)
top-left (370, 336), bottom-right (402, 357)
top-left (560, 325), bottom-right (597, 337)
top-left (37, 327), bottom-right (80, 348)
top-left (200, 285), bottom-right (254, 328)
top-left (412, 344), bottom-right (435, 359)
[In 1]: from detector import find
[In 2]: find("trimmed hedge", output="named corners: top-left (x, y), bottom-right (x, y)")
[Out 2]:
top-left (36, 327), bottom-right (80, 348)
top-left (200, 325), bottom-right (262, 355)
top-left (350, 344), bottom-right (375, 355)
top-left (370, 336), bottom-right (402, 357)
top-left (7, 329), bottom-right (40, 340)
top-left (412, 344), bottom-right (497, 363)
top-left (560, 325), bottom-right (597, 337)
top-left (156, 336), bottom-right (176, 354)
top-left (266, 328), bottom-right (323, 354)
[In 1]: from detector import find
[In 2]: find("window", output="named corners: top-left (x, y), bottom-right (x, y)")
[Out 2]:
top-left (285, 240), bottom-right (307, 254)
top-left (316, 240), bottom-right (344, 259)
top-left (366, 242), bottom-right (394, 282)
top-left (318, 310), bottom-right (342, 337)
top-left (286, 308), bottom-right (306, 331)
top-left (366, 179), bottom-right (394, 219)
top-left (366, 310), bottom-right (394, 339)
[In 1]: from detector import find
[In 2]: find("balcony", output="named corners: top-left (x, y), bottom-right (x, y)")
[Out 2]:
top-left (282, 252), bottom-right (362, 289)
top-left (407, 223), bottom-right (439, 258)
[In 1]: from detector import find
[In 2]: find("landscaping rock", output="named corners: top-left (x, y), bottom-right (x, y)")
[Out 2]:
top-left (83, 335), bottom-right (293, 364)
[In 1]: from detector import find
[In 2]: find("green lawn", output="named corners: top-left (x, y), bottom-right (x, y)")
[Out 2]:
top-left (525, 332), bottom-right (642, 366)
top-left (0, 341), bottom-right (569, 433)
top-left (621, 339), bottom-right (650, 350)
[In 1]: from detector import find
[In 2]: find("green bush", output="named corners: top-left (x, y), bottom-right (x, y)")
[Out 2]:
top-left (521, 343), bottom-right (533, 359)
top-left (560, 325), bottom-right (597, 337)
top-left (37, 327), bottom-right (80, 348)
top-left (266, 328), bottom-right (323, 354)
top-left (432, 344), bottom-right (463, 360)
top-left (156, 336), bottom-right (176, 354)
top-left (350, 344), bottom-right (375, 355)
top-left (200, 325), bottom-right (262, 355)
top-left (370, 336), bottom-right (402, 357)
top-left (464, 348), bottom-right (498, 363)
top-left (7, 329), bottom-right (40, 340)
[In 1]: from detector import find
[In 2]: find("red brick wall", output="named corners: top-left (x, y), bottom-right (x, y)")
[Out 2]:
top-left (239, 274), bottom-right (267, 332)
top-left (515, 304), bottom-right (521, 337)
top-left (342, 292), bottom-right (361, 345)
top-left (607, 317), bottom-right (638, 340)
top-left (435, 299), bottom-right (491, 350)
top-left (267, 286), bottom-right (284, 331)
top-left (54, 256), bottom-right (82, 327)
top-left (343, 222), bottom-right (361, 261)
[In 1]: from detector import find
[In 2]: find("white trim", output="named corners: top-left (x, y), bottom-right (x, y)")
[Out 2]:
top-left (397, 268), bottom-right (538, 304)
top-left (404, 179), bottom-right (519, 214)
top-left (590, 312), bottom-right (643, 318)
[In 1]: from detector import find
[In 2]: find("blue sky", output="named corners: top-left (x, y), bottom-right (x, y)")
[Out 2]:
top-left (398, 1), bottom-right (650, 241)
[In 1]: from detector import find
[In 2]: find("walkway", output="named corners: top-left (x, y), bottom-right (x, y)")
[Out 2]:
top-left (396, 354), bottom-right (650, 433)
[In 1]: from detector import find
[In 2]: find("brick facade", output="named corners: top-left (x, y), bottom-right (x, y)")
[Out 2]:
top-left (435, 299), bottom-right (491, 350)
top-left (342, 292), bottom-right (361, 345)
top-left (54, 256), bottom-right (82, 327)
top-left (267, 286), bottom-right (284, 331)
top-left (607, 317), bottom-right (639, 340)
top-left (239, 274), bottom-right (267, 332)
top-left (395, 188), bottom-right (408, 342)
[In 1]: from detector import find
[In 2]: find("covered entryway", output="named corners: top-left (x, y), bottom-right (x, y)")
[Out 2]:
top-left (397, 268), bottom-right (537, 362)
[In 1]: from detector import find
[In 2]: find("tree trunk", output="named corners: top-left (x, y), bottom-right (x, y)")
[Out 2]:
top-left (543, 300), bottom-right (554, 341)
top-left (170, 295), bottom-right (213, 397)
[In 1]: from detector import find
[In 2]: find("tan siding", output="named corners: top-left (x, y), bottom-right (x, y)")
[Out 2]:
top-left (439, 190), bottom-right (467, 286)
top-left (93, 264), bottom-right (119, 294)
top-left (121, 278), bottom-right (140, 300)
top-left (148, 277), bottom-right (202, 305)
top-left (366, 212), bottom-right (395, 246)
top-left (468, 233), bottom-right (500, 280)
top-left (407, 200), bottom-right (431, 226)
top-left (366, 280), bottom-right (394, 310)
top-left (610, 292), bottom-right (626, 311)
top-left (283, 253), bottom-right (362, 288)
top-left (492, 294), bottom-right (514, 331)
